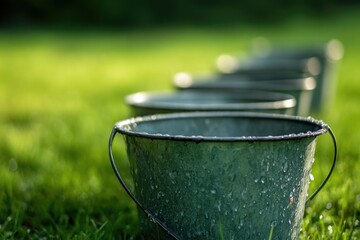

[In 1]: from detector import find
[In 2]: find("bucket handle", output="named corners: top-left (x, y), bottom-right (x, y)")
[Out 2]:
top-left (108, 126), bottom-right (181, 240)
top-left (305, 126), bottom-right (337, 206)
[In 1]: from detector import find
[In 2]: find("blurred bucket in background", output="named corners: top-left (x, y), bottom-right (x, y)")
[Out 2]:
top-left (216, 55), bottom-right (320, 77)
top-left (250, 39), bottom-right (344, 112)
top-left (173, 73), bottom-right (316, 116)
top-left (125, 90), bottom-right (296, 116)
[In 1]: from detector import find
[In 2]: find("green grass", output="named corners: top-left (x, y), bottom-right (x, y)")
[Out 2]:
top-left (1, 8), bottom-right (360, 239)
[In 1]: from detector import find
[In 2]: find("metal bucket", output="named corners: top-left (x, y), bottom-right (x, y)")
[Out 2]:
top-left (252, 39), bottom-right (344, 112)
top-left (109, 112), bottom-right (337, 240)
top-left (125, 90), bottom-right (296, 116)
top-left (217, 57), bottom-right (320, 77)
top-left (173, 75), bottom-right (316, 116)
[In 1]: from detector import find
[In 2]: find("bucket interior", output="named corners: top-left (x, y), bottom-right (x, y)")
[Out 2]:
top-left (123, 114), bottom-right (324, 139)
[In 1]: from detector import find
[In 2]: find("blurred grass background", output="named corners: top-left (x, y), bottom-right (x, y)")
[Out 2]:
top-left (1, 3), bottom-right (360, 240)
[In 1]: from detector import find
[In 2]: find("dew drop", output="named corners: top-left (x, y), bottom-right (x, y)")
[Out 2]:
top-left (157, 191), bottom-right (165, 198)
top-left (309, 173), bottom-right (315, 181)
top-left (169, 170), bottom-right (177, 179)
top-left (260, 176), bottom-right (265, 184)
top-left (283, 162), bottom-right (289, 173)
top-left (240, 219), bottom-right (244, 227)
top-left (241, 189), bottom-right (247, 200)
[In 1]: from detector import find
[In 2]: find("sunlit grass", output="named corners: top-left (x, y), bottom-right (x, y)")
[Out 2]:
top-left (1, 8), bottom-right (360, 239)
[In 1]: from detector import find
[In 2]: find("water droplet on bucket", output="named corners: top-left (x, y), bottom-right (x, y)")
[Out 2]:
top-left (241, 189), bottom-right (247, 199)
top-left (260, 176), bottom-right (265, 184)
top-left (169, 170), bottom-right (177, 179)
top-left (283, 162), bottom-right (289, 173)
top-left (309, 173), bottom-right (315, 181)
top-left (157, 191), bottom-right (165, 198)
top-left (216, 201), bottom-right (221, 211)
top-left (239, 219), bottom-right (244, 227)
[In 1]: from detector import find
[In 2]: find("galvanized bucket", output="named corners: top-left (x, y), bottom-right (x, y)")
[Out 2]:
top-left (125, 90), bottom-right (296, 116)
top-left (173, 75), bottom-right (316, 116)
top-left (217, 57), bottom-right (320, 77)
top-left (109, 112), bottom-right (337, 240)
top-left (252, 39), bottom-right (344, 112)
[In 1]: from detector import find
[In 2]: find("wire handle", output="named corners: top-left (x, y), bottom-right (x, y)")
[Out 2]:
top-left (108, 126), bottom-right (181, 240)
top-left (305, 126), bottom-right (338, 206)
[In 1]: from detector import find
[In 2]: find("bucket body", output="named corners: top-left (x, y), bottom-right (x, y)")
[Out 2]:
top-left (125, 90), bottom-right (296, 116)
top-left (113, 112), bottom-right (328, 239)
top-left (173, 76), bottom-right (316, 116)
top-left (219, 57), bottom-right (320, 77)
top-left (253, 39), bottom-right (344, 112)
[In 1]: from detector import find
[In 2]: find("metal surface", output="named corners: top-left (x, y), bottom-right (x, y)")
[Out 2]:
top-left (253, 39), bottom-right (344, 112)
top-left (109, 111), bottom-right (337, 240)
top-left (125, 90), bottom-right (296, 116)
top-left (173, 75), bottom-right (316, 116)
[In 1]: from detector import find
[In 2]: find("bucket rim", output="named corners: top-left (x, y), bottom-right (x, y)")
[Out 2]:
top-left (125, 90), bottom-right (296, 111)
top-left (114, 111), bottom-right (328, 142)
top-left (174, 76), bottom-right (316, 91)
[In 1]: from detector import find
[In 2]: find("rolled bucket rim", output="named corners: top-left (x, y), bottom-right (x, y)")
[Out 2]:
top-left (125, 90), bottom-right (296, 111)
top-left (114, 111), bottom-right (328, 142)
top-left (174, 75), bottom-right (317, 91)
